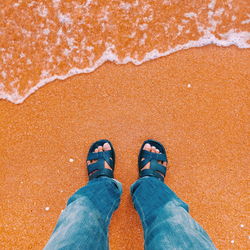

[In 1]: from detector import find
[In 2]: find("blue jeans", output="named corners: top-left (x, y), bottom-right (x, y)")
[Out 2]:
top-left (44, 177), bottom-right (216, 250)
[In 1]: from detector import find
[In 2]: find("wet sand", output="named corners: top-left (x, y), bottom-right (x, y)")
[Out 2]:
top-left (0, 46), bottom-right (249, 249)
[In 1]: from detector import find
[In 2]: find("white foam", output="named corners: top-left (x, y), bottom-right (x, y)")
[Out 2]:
top-left (28, 1), bottom-right (37, 8)
top-left (139, 33), bottom-right (147, 46)
top-left (26, 59), bottom-right (32, 65)
top-left (214, 8), bottom-right (224, 17)
top-left (177, 25), bottom-right (184, 36)
top-left (52, 0), bottom-right (61, 9)
top-left (37, 5), bottom-right (48, 18)
top-left (219, 30), bottom-right (250, 48)
top-left (128, 32), bottom-right (136, 38)
top-left (132, 0), bottom-right (138, 7)
top-left (182, 19), bottom-right (189, 24)
top-left (184, 12), bottom-right (197, 18)
top-left (21, 28), bottom-right (32, 38)
top-left (242, 19), bottom-right (250, 25)
top-left (139, 24), bottom-right (148, 31)
top-left (119, 2), bottom-right (131, 11)
top-left (163, 0), bottom-right (171, 5)
top-left (85, 0), bottom-right (92, 7)
top-left (5, 53), bottom-right (13, 60)
top-left (40, 70), bottom-right (50, 78)
top-left (1, 6), bottom-right (250, 105)
top-left (99, 7), bottom-right (109, 22)
top-left (10, 79), bottom-right (18, 87)
top-left (228, 0), bottom-right (233, 9)
top-left (58, 12), bottom-right (72, 24)
top-left (86, 46), bottom-right (94, 52)
top-left (63, 49), bottom-right (70, 56)
top-left (67, 37), bottom-right (76, 50)
top-left (48, 56), bottom-right (53, 63)
top-left (208, 0), bottom-right (216, 10)
top-left (1, 28), bottom-right (249, 104)
top-left (43, 28), bottom-right (50, 35)
top-left (1, 71), bottom-right (7, 79)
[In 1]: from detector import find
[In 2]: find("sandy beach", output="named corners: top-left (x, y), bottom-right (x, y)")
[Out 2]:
top-left (0, 46), bottom-right (249, 249)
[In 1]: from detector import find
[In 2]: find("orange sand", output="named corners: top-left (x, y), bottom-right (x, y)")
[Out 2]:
top-left (0, 46), bottom-right (249, 249)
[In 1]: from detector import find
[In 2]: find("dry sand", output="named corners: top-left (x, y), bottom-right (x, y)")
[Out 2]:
top-left (0, 46), bottom-right (249, 249)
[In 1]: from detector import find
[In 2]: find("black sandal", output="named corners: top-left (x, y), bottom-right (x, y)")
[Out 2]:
top-left (86, 139), bottom-right (115, 181)
top-left (138, 139), bottom-right (168, 182)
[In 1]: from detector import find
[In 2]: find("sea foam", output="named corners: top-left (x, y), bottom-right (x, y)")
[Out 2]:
top-left (0, 0), bottom-right (249, 104)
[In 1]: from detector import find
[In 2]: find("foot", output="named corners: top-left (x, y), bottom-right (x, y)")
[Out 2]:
top-left (141, 143), bottom-right (167, 178)
top-left (87, 142), bottom-right (113, 177)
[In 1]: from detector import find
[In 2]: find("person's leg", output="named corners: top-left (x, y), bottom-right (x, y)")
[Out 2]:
top-left (45, 140), bottom-right (122, 250)
top-left (45, 177), bottom-right (122, 250)
top-left (131, 140), bottom-right (216, 250)
top-left (131, 177), bottom-right (216, 250)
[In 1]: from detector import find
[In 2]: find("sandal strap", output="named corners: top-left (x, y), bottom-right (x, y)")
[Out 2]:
top-left (87, 159), bottom-right (114, 180)
top-left (139, 159), bottom-right (166, 182)
top-left (138, 140), bottom-right (168, 182)
top-left (142, 158), bottom-right (166, 175)
top-left (87, 140), bottom-right (115, 180)
top-left (87, 160), bottom-right (104, 174)
top-left (150, 159), bottom-right (167, 175)
top-left (89, 167), bottom-right (114, 180)
top-left (87, 151), bottom-right (113, 168)
top-left (141, 150), bottom-right (167, 163)
top-left (140, 169), bottom-right (164, 182)
top-left (139, 151), bottom-right (166, 170)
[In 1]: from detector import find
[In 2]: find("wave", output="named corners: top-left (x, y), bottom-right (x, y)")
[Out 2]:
top-left (0, 0), bottom-right (249, 104)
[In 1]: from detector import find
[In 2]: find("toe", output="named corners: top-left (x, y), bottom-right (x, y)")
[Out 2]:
top-left (151, 146), bottom-right (156, 153)
top-left (141, 142), bottom-right (167, 178)
top-left (91, 148), bottom-right (98, 163)
top-left (103, 142), bottom-right (111, 151)
top-left (102, 143), bottom-right (112, 170)
top-left (103, 142), bottom-right (113, 160)
top-left (142, 143), bottom-right (151, 162)
top-left (141, 143), bottom-right (152, 169)
top-left (143, 143), bottom-right (151, 151)
top-left (87, 160), bottom-right (91, 165)
top-left (98, 146), bottom-right (103, 152)
top-left (155, 148), bottom-right (162, 164)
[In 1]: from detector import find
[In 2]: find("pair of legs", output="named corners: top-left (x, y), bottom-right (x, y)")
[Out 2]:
top-left (44, 140), bottom-right (216, 250)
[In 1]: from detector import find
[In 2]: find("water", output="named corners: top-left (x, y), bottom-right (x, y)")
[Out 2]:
top-left (0, 0), bottom-right (249, 104)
